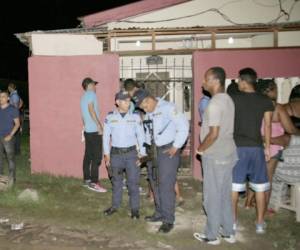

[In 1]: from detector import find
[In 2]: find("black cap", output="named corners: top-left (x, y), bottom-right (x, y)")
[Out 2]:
top-left (132, 89), bottom-right (150, 107)
top-left (115, 91), bottom-right (130, 101)
top-left (82, 77), bottom-right (98, 89)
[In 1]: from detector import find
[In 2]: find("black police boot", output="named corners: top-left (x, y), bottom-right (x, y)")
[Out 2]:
top-left (158, 223), bottom-right (174, 233)
top-left (144, 214), bottom-right (163, 222)
top-left (131, 210), bottom-right (140, 219)
top-left (103, 207), bottom-right (117, 216)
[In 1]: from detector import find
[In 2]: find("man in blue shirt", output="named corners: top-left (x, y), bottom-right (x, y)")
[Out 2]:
top-left (103, 91), bottom-right (146, 219)
top-left (123, 78), bottom-right (139, 113)
top-left (8, 83), bottom-right (23, 155)
top-left (0, 91), bottom-right (20, 186)
top-left (198, 88), bottom-right (211, 123)
top-left (8, 83), bottom-right (22, 109)
top-left (133, 89), bottom-right (189, 233)
top-left (80, 77), bottom-right (106, 193)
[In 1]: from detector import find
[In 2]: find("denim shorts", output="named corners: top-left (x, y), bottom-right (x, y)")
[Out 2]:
top-left (232, 147), bottom-right (270, 192)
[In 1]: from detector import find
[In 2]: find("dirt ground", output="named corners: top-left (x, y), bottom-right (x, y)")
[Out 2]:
top-left (0, 175), bottom-right (299, 250)
top-left (0, 137), bottom-right (299, 250)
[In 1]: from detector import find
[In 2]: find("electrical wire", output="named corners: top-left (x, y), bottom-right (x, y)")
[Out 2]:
top-left (115, 0), bottom-right (299, 26)
top-left (269, 0), bottom-right (298, 23)
top-left (252, 0), bottom-right (288, 8)
top-left (118, 8), bottom-right (241, 25)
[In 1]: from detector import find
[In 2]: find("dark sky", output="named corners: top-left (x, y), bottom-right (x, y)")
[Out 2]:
top-left (0, 0), bottom-right (140, 81)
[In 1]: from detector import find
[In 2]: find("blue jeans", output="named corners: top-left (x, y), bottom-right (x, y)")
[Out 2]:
top-left (0, 137), bottom-right (16, 182)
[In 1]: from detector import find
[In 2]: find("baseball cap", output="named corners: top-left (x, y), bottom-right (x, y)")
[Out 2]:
top-left (82, 77), bottom-right (98, 89)
top-left (115, 91), bottom-right (130, 101)
top-left (132, 89), bottom-right (150, 107)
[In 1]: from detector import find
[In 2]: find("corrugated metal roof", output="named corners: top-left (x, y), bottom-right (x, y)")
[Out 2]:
top-left (15, 21), bottom-right (300, 47)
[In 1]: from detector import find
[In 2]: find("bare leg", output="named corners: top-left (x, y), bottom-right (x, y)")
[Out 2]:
top-left (232, 191), bottom-right (239, 223)
top-left (175, 181), bottom-right (181, 199)
top-left (245, 188), bottom-right (255, 209)
top-left (265, 158), bottom-right (278, 210)
top-left (148, 182), bottom-right (154, 202)
top-left (255, 191), bottom-right (266, 224)
top-left (175, 181), bottom-right (184, 205)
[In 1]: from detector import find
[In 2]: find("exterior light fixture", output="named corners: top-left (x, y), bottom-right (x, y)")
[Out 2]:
top-left (228, 37), bottom-right (234, 44)
top-left (136, 40), bottom-right (141, 46)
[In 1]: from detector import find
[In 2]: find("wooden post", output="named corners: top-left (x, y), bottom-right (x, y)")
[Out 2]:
top-left (211, 32), bottom-right (216, 49)
top-left (107, 33), bottom-right (111, 52)
top-left (273, 29), bottom-right (278, 47)
top-left (152, 31), bottom-right (156, 51)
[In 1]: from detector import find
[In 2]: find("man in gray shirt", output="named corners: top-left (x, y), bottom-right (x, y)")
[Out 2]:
top-left (193, 67), bottom-right (237, 245)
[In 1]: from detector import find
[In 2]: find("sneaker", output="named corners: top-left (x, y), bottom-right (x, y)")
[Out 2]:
top-left (0, 218), bottom-right (9, 224)
top-left (103, 207), bottom-right (117, 216)
top-left (221, 235), bottom-right (236, 243)
top-left (88, 183), bottom-right (107, 193)
top-left (82, 179), bottom-right (91, 187)
top-left (256, 221), bottom-right (267, 234)
top-left (139, 186), bottom-right (147, 195)
top-left (193, 233), bottom-right (220, 245)
top-left (131, 210), bottom-right (140, 219)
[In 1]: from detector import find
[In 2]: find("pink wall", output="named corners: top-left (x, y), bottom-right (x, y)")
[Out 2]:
top-left (193, 48), bottom-right (300, 179)
top-left (28, 54), bottom-right (119, 179)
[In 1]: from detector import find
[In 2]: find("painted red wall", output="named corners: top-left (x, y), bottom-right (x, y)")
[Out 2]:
top-left (193, 48), bottom-right (300, 179)
top-left (28, 54), bottom-right (119, 179)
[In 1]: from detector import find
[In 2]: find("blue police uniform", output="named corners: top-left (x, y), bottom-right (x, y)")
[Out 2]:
top-left (103, 109), bottom-right (146, 212)
top-left (145, 98), bottom-right (189, 224)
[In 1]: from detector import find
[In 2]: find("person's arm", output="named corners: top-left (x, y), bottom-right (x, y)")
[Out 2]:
top-left (135, 115), bottom-right (147, 156)
top-left (199, 97), bottom-right (210, 120)
top-left (88, 103), bottom-right (103, 135)
top-left (263, 111), bottom-right (273, 161)
top-left (197, 101), bottom-right (221, 154)
top-left (271, 134), bottom-right (291, 148)
top-left (103, 116), bottom-right (112, 166)
top-left (165, 106), bottom-right (189, 157)
top-left (197, 126), bottom-right (219, 153)
top-left (4, 117), bottom-right (20, 142)
top-left (277, 104), bottom-right (300, 135)
top-left (18, 98), bottom-right (24, 109)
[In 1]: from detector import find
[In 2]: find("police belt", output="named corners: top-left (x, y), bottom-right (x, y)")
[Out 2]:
top-left (156, 142), bottom-right (173, 151)
top-left (111, 146), bottom-right (136, 155)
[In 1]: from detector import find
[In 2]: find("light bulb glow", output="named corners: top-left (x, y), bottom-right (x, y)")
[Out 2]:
top-left (228, 37), bottom-right (234, 44)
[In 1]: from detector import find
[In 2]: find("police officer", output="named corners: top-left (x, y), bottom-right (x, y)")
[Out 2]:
top-left (103, 91), bottom-right (146, 219)
top-left (133, 89), bottom-right (189, 233)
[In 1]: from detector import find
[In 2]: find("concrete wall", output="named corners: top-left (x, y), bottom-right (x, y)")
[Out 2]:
top-left (193, 48), bottom-right (300, 179)
top-left (104, 0), bottom-right (300, 48)
top-left (107, 0), bottom-right (300, 29)
top-left (28, 54), bottom-right (119, 178)
top-left (111, 35), bottom-right (253, 51)
top-left (31, 34), bottom-right (103, 56)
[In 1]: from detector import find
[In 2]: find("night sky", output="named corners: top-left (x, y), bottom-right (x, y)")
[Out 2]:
top-left (0, 0), bottom-right (140, 81)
